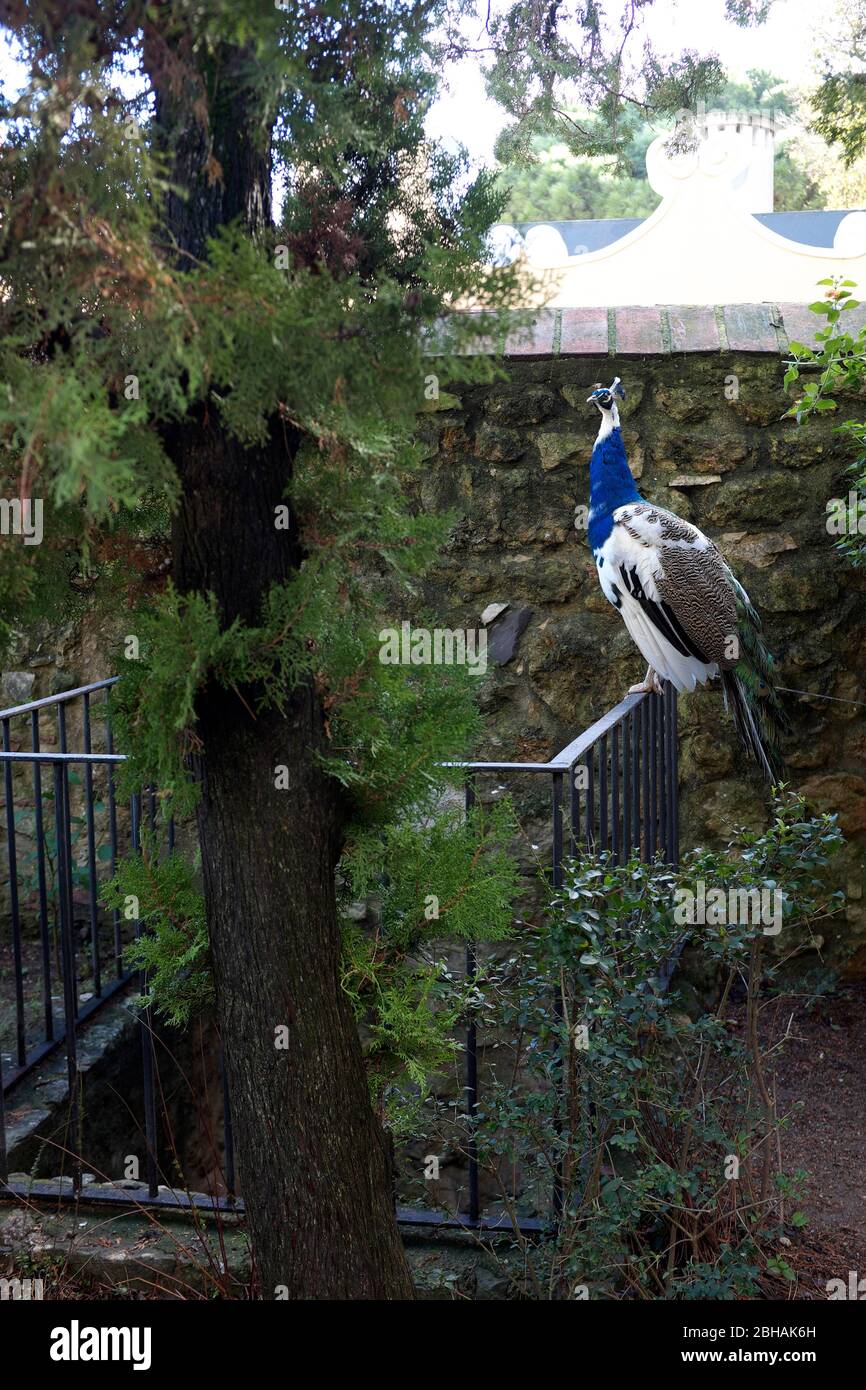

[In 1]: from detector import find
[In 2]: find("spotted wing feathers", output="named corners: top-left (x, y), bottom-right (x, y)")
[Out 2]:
top-left (613, 502), bottom-right (739, 670)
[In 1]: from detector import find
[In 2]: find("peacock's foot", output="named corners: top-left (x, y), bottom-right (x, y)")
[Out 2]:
top-left (628, 666), bottom-right (663, 697)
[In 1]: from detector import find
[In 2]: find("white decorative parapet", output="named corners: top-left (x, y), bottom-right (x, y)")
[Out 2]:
top-left (501, 132), bottom-right (866, 308)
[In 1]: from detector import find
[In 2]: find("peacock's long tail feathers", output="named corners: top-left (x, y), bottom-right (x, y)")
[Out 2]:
top-left (721, 577), bottom-right (789, 783)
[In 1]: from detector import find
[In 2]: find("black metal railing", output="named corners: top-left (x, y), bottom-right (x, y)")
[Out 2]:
top-left (443, 679), bottom-right (679, 1230)
top-left (0, 676), bottom-right (678, 1230)
top-left (0, 678), bottom-right (131, 1082)
top-left (0, 677), bottom-right (219, 1208)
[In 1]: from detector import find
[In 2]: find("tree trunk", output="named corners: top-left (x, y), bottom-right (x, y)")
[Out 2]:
top-left (199, 705), bottom-right (413, 1299)
top-left (149, 35), bottom-right (415, 1299)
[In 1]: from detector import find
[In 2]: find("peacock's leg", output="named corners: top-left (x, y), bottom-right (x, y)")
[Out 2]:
top-left (628, 665), bottom-right (663, 696)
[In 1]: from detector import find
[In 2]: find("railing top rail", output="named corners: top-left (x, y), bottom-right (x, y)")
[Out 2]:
top-left (444, 689), bottom-right (649, 776)
top-left (0, 751), bottom-right (126, 764)
top-left (0, 675), bottom-right (120, 722)
top-left (441, 760), bottom-right (563, 773)
top-left (0, 682), bottom-right (648, 772)
top-left (548, 689), bottom-right (646, 768)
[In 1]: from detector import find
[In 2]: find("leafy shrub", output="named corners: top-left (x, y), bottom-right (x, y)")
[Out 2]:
top-left (100, 837), bottom-right (212, 1028)
top-left (411, 792), bottom-right (843, 1299)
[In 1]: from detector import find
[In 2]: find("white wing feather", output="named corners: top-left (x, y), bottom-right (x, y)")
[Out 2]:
top-left (594, 507), bottom-right (719, 692)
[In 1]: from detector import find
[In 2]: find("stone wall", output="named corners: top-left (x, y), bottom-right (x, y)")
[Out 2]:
top-left (4, 336), bottom-right (865, 1236)
top-left (412, 350), bottom-right (866, 973)
top-left (3, 343), bottom-right (864, 972)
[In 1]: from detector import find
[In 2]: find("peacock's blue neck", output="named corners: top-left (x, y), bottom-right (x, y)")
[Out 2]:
top-left (586, 425), bottom-right (642, 551)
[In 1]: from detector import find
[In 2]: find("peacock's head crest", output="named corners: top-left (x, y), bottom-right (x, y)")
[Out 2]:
top-left (586, 377), bottom-right (625, 412)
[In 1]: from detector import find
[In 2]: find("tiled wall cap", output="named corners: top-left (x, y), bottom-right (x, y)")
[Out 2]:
top-left (430, 303), bottom-right (866, 357)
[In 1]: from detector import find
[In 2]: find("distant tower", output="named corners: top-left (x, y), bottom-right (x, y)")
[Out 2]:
top-left (698, 110), bottom-right (777, 213)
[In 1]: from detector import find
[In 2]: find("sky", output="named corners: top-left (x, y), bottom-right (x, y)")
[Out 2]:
top-left (426, 0), bottom-right (836, 164)
top-left (0, 0), bottom-right (840, 170)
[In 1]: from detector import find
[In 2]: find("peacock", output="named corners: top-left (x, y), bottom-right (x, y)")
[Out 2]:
top-left (584, 377), bottom-right (788, 781)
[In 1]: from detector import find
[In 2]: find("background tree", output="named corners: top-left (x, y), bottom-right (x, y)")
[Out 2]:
top-left (0, 0), bottom-right (725, 1299)
top-left (810, 0), bottom-right (866, 162)
top-left (499, 70), bottom-right (825, 223)
top-left (734, 0), bottom-right (866, 203)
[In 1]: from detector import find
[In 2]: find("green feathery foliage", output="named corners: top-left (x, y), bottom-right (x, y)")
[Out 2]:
top-left (341, 796), bottom-right (522, 1125)
top-left (812, 72), bottom-right (866, 169)
top-left (783, 278), bottom-right (866, 568)
top-left (480, 1), bottom-right (724, 169)
top-left (100, 838), bottom-right (212, 1029)
top-left (0, 1), bottom-right (746, 1154)
top-left (102, 796), bottom-right (522, 1123)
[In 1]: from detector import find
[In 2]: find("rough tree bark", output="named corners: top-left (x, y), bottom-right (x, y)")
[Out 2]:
top-left (148, 37), bottom-right (415, 1299)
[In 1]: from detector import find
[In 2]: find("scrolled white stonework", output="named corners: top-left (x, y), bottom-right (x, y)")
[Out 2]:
top-left (508, 133), bottom-right (866, 308)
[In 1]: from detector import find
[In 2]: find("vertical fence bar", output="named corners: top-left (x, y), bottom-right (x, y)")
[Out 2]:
top-left (464, 774), bottom-right (479, 1224)
top-left (31, 712), bottom-right (53, 1042)
top-left (105, 717), bottom-right (122, 977)
top-left (668, 684), bottom-right (679, 865)
top-left (552, 771), bottom-right (564, 889)
top-left (611, 723), bottom-right (621, 863)
top-left (1, 680), bottom-right (680, 1223)
top-left (569, 758), bottom-right (581, 856)
top-left (56, 705), bottom-right (78, 1014)
top-left (647, 695), bottom-right (658, 858)
top-left (667, 686), bottom-right (681, 867)
top-left (0, 1041), bottom-right (6, 1183)
top-left (667, 681), bottom-right (675, 861)
top-left (81, 694), bottom-right (101, 997)
top-left (657, 686), bottom-right (668, 862)
top-left (631, 704), bottom-right (641, 857)
top-left (640, 698), bottom-right (650, 858)
top-left (622, 712), bottom-right (632, 859)
top-left (598, 734), bottom-right (608, 851)
top-left (54, 761), bottom-right (81, 1196)
top-left (3, 719), bottom-right (26, 1066)
top-left (131, 793), bottom-right (159, 1200)
top-left (551, 769), bottom-right (564, 1221)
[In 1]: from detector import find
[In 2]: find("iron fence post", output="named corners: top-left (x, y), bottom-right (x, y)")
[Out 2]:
top-left (464, 773), bottom-right (479, 1224)
top-left (2, 718), bottom-right (25, 1067)
top-left (54, 760), bottom-right (81, 1196)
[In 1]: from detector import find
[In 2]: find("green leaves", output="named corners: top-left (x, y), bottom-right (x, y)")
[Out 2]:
top-left (811, 70), bottom-right (866, 170)
top-left (482, 0), bottom-right (725, 169)
top-left (784, 278), bottom-right (866, 568)
top-left (345, 797), bottom-right (520, 950)
top-left (101, 838), bottom-right (212, 1029)
top-left (413, 789), bottom-right (847, 1297)
top-left (340, 798), bottom-right (520, 1123)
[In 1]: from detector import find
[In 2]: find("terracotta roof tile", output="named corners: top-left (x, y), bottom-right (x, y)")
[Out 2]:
top-left (438, 303), bottom-right (855, 357)
top-left (667, 306), bottom-right (721, 353)
top-left (503, 309), bottom-right (558, 356)
top-left (613, 306), bottom-right (668, 355)
top-left (558, 308), bottom-right (609, 355)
